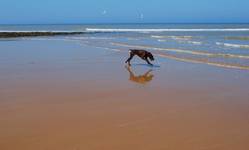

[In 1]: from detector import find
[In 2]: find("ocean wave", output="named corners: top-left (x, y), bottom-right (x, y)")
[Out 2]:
top-left (69, 37), bottom-right (115, 40)
top-left (152, 35), bottom-right (203, 45)
top-left (156, 39), bottom-right (202, 45)
top-left (152, 35), bottom-right (193, 40)
top-left (86, 28), bottom-right (249, 32)
top-left (111, 42), bottom-right (249, 59)
top-left (187, 41), bottom-right (202, 45)
top-left (157, 39), bottom-right (167, 42)
top-left (216, 42), bottom-right (249, 49)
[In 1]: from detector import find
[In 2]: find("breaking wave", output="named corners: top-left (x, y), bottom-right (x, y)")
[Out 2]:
top-left (86, 28), bottom-right (249, 32)
top-left (187, 41), bottom-right (202, 45)
top-left (216, 42), bottom-right (249, 49)
top-left (151, 35), bottom-right (193, 40)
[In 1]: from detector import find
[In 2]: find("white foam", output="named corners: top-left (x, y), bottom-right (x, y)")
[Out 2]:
top-left (86, 28), bottom-right (249, 32)
top-left (153, 35), bottom-right (202, 45)
top-left (216, 42), bottom-right (249, 49)
top-left (187, 41), bottom-right (202, 45)
top-left (157, 39), bottom-right (167, 42)
top-left (152, 35), bottom-right (192, 39)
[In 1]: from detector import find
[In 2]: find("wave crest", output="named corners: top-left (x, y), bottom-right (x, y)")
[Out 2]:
top-left (216, 42), bottom-right (249, 49)
top-left (86, 28), bottom-right (249, 32)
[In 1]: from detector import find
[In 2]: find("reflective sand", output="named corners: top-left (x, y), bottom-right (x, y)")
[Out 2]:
top-left (0, 39), bottom-right (249, 150)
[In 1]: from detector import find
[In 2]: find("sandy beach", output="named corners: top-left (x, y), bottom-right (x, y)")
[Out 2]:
top-left (0, 37), bottom-right (249, 150)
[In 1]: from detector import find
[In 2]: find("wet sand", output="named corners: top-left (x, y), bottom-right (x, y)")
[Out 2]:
top-left (0, 39), bottom-right (249, 150)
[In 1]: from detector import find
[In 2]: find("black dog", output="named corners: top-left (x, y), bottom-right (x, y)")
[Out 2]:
top-left (125, 49), bottom-right (155, 66)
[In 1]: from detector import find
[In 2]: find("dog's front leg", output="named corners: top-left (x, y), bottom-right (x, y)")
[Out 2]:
top-left (145, 58), bottom-right (153, 66)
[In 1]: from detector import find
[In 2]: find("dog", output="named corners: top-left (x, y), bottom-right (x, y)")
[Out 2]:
top-left (125, 49), bottom-right (155, 66)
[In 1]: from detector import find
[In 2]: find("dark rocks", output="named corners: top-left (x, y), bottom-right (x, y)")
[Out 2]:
top-left (0, 31), bottom-right (84, 38)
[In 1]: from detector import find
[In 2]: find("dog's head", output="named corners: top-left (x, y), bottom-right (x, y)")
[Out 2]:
top-left (148, 52), bottom-right (155, 61)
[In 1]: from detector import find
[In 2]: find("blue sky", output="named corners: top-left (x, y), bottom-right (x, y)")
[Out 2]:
top-left (0, 0), bottom-right (248, 24)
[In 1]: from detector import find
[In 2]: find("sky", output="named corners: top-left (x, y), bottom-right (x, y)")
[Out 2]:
top-left (0, 0), bottom-right (249, 24)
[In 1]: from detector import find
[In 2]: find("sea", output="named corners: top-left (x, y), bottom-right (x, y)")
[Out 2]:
top-left (1, 23), bottom-right (249, 70)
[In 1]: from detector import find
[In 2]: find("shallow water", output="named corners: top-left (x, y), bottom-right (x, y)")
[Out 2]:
top-left (2, 24), bottom-right (249, 70)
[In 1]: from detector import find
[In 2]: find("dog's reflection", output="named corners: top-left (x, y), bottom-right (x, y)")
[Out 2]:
top-left (125, 65), bottom-right (154, 84)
